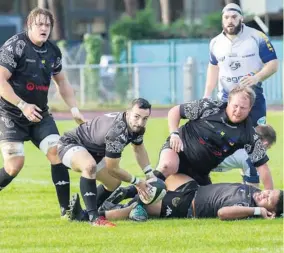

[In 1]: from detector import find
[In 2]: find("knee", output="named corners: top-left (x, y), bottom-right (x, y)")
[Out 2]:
top-left (83, 162), bottom-right (97, 176)
top-left (1, 142), bottom-right (25, 176)
top-left (158, 160), bottom-right (178, 176)
top-left (40, 134), bottom-right (60, 157)
top-left (46, 146), bottom-right (61, 164)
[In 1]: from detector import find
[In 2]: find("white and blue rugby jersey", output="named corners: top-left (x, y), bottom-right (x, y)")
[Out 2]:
top-left (209, 24), bottom-right (277, 100)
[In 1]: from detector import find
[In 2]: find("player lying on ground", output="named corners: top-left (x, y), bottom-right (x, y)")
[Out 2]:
top-left (68, 173), bottom-right (283, 221)
top-left (57, 98), bottom-right (156, 227)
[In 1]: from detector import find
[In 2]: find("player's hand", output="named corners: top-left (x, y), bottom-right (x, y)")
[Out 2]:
top-left (135, 179), bottom-right (151, 201)
top-left (170, 134), bottom-right (183, 153)
top-left (71, 107), bottom-right (85, 125)
top-left (21, 103), bottom-right (42, 122)
top-left (260, 207), bottom-right (276, 219)
top-left (239, 75), bottom-right (260, 86)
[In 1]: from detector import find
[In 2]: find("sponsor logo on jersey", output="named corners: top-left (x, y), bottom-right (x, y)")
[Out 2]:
top-left (26, 82), bottom-right (48, 91)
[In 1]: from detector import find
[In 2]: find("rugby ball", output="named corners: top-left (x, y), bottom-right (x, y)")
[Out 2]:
top-left (139, 177), bottom-right (167, 205)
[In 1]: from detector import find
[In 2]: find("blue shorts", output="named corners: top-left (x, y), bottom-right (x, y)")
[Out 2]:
top-left (250, 86), bottom-right (266, 126)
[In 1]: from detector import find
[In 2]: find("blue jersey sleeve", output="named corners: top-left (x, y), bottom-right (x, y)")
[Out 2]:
top-left (257, 32), bottom-right (277, 63)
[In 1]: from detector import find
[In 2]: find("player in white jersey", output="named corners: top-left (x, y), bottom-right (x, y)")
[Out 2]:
top-left (213, 124), bottom-right (276, 189)
top-left (204, 3), bottom-right (278, 126)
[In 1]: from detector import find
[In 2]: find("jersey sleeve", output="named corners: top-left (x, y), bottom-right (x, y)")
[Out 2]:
top-left (131, 135), bottom-right (143, 145)
top-left (52, 44), bottom-right (62, 75)
top-left (180, 98), bottom-right (224, 120)
top-left (243, 128), bottom-right (269, 167)
top-left (0, 35), bottom-right (25, 73)
top-left (209, 39), bottom-right (218, 65)
top-left (256, 31), bottom-right (277, 63)
top-left (105, 133), bottom-right (123, 159)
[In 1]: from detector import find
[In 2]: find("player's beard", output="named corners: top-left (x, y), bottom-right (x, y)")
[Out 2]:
top-left (223, 20), bottom-right (242, 35)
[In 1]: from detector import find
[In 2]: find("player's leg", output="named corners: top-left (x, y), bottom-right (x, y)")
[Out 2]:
top-left (250, 88), bottom-right (266, 126)
top-left (31, 115), bottom-right (70, 217)
top-left (0, 116), bottom-right (28, 191)
top-left (59, 144), bottom-right (115, 226)
top-left (95, 158), bottom-right (121, 208)
top-left (155, 138), bottom-right (180, 180)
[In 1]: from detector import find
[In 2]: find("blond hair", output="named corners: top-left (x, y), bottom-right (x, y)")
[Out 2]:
top-left (228, 85), bottom-right (256, 107)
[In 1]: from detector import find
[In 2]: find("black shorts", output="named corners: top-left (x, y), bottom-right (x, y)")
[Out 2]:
top-left (0, 112), bottom-right (59, 147)
top-left (160, 180), bottom-right (199, 218)
top-left (159, 137), bottom-right (212, 186)
top-left (57, 131), bottom-right (104, 164)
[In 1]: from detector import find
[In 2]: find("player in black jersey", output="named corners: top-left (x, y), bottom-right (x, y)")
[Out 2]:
top-left (93, 173), bottom-right (283, 221)
top-left (0, 8), bottom-right (84, 217)
top-left (57, 98), bottom-right (156, 226)
top-left (154, 85), bottom-right (271, 186)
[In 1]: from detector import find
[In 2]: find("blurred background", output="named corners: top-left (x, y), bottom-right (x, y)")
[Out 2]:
top-left (0, 0), bottom-right (283, 109)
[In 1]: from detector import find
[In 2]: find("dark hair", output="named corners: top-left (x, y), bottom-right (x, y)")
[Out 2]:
top-left (255, 124), bottom-right (276, 146)
top-left (26, 7), bottom-right (54, 29)
top-left (276, 190), bottom-right (283, 217)
top-left (131, 98), bottom-right (151, 112)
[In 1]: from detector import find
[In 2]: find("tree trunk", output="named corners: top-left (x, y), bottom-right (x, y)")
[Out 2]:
top-left (159, 0), bottom-right (171, 25)
top-left (37, 0), bottom-right (48, 9)
top-left (47, 0), bottom-right (65, 40)
top-left (123, 0), bottom-right (138, 18)
top-left (223, 0), bottom-right (240, 6)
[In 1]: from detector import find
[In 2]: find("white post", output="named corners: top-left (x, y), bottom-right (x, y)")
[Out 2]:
top-left (80, 66), bottom-right (86, 107)
top-left (134, 66), bottom-right (140, 98)
top-left (183, 57), bottom-right (196, 102)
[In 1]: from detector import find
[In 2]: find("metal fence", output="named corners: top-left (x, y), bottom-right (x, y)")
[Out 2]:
top-left (48, 60), bottom-right (283, 107)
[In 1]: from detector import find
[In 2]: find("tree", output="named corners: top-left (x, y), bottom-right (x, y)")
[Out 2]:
top-left (123, 0), bottom-right (138, 18)
top-left (159, 0), bottom-right (171, 25)
top-left (223, 0), bottom-right (241, 6)
top-left (47, 0), bottom-right (65, 40)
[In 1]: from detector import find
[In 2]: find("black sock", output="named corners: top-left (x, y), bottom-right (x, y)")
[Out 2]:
top-left (51, 163), bottom-right (70, 215)
top-left (0, 168), bottom-right (15, 191)
top-left (124, 185), bottom-right (138, 199)
top-left (97, 184), bottom-right (113, 208)
top-left (154, 170), bottom-right (166, 181)
top-left (80, 176), bottom-right (98, 221)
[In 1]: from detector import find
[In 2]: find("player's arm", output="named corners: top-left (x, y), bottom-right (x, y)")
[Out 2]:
top-left (52, 72), bottom-right (84, 124)
top-left (254, 59), bottom-right (278, 82)
top-left (204, 63), bottom-right (219, 98)
top-left (104, 156), bottom-right (150, 199)
top-left (256, 163), bottom-right (273, 190)
top-left (217, 206), bottom-right (275, 220)
top-left (132, 143), bottom-right (154, 179)
top-left (204, 39), bottom-right (219, 98)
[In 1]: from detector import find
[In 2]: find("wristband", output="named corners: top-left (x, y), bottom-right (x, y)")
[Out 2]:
top-left (70, 107), bottom-right (79, 115)
top-left (170, 130), bottom-right (179, 136)
top-left (143, 165), bottom-right (154, 176)
top-left (130, 175), bottom-right (140, 185)
top-left (17, 100), bottom-right (27, 111)
top-left (254, 207), bottom-right (261, 216)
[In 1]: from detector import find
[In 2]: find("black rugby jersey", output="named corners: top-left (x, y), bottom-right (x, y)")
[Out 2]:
top-left (178, 98), bottom-right (268, 174)
top-left (194, 183), bottom-right (260, 218)
top-left (0, 31), bottom-right (62, 117)
top-left (74, 112), bottom-right (144, 158)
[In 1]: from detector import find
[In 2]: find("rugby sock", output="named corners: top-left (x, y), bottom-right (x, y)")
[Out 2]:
top-left (51, 163), bottom-right (70, 214)
top-left (97, 184), bottom-right (113, 208)
top-left (0, 168), bottom-right (15, 191)
top-left (80, 176), bottom-right (98, 221)
top-left (153, 170), bottom-right (166, 181)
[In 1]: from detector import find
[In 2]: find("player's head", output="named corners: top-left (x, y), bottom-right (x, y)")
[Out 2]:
top-left (126, 98), bottom-right (151, 134)
top-left (26, 7), bottom-right (54, 46)
top-left (222, 3), bottom-right (243, 35)
top-left (226, 85), bottom-right (255, 123)
top-left (253, 190), bottom-right (283, 217)
top-left (255, 124), bottom-right (277, 149)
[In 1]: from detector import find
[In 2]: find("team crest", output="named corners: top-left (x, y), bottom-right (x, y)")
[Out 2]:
top-left (172, 197), bottom-right (180, 207)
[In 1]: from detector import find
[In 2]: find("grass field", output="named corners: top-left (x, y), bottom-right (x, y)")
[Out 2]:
top-left (0, 112), bottom-right (283, 253)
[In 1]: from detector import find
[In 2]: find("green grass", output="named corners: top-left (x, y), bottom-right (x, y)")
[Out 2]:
top-left (0, 112), bottom-right (283, 253)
